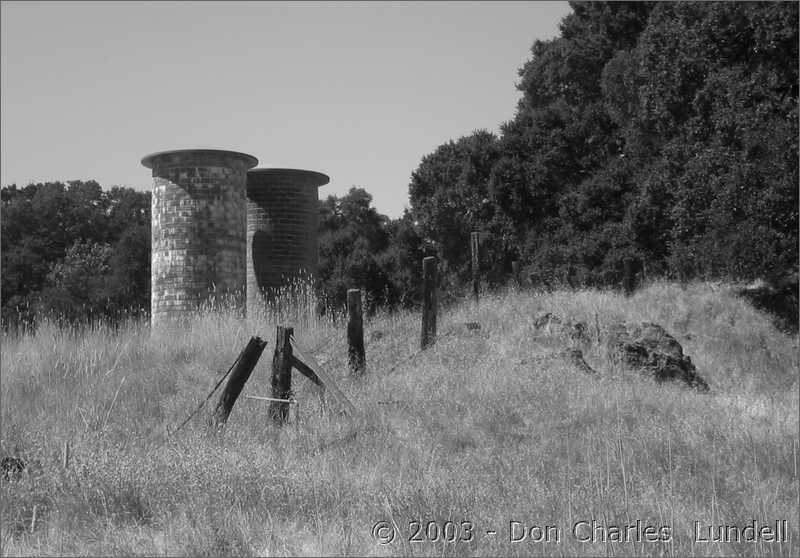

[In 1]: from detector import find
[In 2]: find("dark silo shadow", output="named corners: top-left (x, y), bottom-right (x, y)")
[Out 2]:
top-left (252, 230), bottom-right (273, 296)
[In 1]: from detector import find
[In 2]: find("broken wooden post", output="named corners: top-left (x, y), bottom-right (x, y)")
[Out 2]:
top-left (209, 336), bottom-right (268, 430)
top-left (347, 289), bottom-right (366, 375)
top-left (471, 231), bottom-right (480, 304)
top-left (421, 256), bottom-right (438, 350)
top-left (270, 326), bottom-right (293, 425)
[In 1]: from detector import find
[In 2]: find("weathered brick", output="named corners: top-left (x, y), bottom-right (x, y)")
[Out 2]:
top-left (246, 168), bottom-right (328, 315)
top-left (142, 149), bottom-right (258, 327)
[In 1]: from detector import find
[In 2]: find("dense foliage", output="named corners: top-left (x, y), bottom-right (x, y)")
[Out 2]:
top-left (410, 1), bottom-right (798, 289)
top-left (1, 181), bottom-right (150, 326)
top-left (316, 187), bottom-right (425, 313)
top-left (2, 2), bottom-right (797, 324)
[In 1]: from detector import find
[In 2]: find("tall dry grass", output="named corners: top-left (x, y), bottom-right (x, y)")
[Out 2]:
top-left (1, 281), bottom-right (797, 556)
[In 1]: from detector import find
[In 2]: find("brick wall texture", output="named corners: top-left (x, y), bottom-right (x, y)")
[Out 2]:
top-left (144, 150), bottom-right (258, 326)
top-left (246, 169), bottom-right (329, 314)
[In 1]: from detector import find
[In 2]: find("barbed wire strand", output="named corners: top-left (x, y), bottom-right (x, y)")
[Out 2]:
top-left (169, 348), bottom-right (243, 435)
top-left (384, 327), bottom-right (456, 375)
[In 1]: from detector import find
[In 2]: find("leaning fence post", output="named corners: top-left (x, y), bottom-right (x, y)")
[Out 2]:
top-left (210, 336), bottom-right (268, 430)
top-left (471, 232), bottom-right (480, 304)
top-left (347, 289), bottom-right (366, 375)
top-left (270, 326), bottom-right (294, 425)
top-left (421, 256), bottom-right (438, 350)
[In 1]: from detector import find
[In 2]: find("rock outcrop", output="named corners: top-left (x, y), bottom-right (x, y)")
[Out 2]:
top-left (533, 312), bottom-right (591, 344)
top-left (532, 313), bottom-right (708, 391)
top-left (558, 348), bottom-right (598, 375)
top-left (606, 322), bottom-right (709, 391)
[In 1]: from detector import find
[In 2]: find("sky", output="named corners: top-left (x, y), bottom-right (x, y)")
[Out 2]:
top-left (1, 1), bottom-right (571, 218)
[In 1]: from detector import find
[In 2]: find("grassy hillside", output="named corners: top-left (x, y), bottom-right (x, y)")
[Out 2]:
top-left (1, 282), bottom-right (798, 556)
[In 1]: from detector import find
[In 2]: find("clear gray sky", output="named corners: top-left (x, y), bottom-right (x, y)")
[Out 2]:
top-left (1, 1), bottom-right (571, 218)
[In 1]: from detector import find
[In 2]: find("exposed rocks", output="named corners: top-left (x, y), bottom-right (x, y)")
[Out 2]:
top-left (566, 322), bottom-right (590, 344)
top-left (533, 312), bottom-right (559, 329)
top-left (533, 312), bottom-right (590, 344)
top-left (558, 348), bottom-right (597, 375)
top-left (531, 312), bottom-right (709, 391)
top-left (606, 322), bottom-right (709, 392)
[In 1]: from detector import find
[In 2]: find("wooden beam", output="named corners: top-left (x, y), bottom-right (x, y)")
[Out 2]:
top-left (209, 336), bottom-right (268, 429)
top-left (290, 337), bottom-right (357, 416)
top-left (291, 354), bottom-right (324, 387)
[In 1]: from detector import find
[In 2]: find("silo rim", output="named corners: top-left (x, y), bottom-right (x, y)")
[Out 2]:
top-left (141, 149), bottom-right (259, 169)
top-left (247, 167), bottom-right (330, 187)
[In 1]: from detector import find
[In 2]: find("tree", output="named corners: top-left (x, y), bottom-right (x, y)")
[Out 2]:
top-left (1, 181), bottom-right (151, 327)
top-left (408, 129), bottom-right (504, 287)
top-left (317, 187), bottom-right (393, 312)
top-left (409, 1), bottom-right (797, 291)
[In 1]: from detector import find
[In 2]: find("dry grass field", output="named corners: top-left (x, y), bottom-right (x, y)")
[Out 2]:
top-left (1, 281), bottom-right (798, 556)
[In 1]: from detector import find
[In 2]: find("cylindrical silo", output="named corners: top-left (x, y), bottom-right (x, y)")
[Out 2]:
top-left (246, 168), bottom-right (329, 314)
top-left (142, 148), bottom-right (259, 326)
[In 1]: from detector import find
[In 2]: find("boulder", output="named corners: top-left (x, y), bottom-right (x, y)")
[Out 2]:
top-left (606, 322), bottom-right (709, 391)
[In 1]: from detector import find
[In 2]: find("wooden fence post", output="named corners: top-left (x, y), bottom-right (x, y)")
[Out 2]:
top-left (421, 256), bottom-right (438, 350)
top-left (471, 231), bottom-right (480, 304)
top-left (269, 326), bottom-right (293, 425)
top-left (210, 336), bottom-right (268, 430)
top-left (623, 257), bottom-right (634, 297)
top-left (347, 289), bottom-right (366, 375)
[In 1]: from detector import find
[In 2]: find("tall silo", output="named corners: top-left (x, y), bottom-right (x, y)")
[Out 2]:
top-left (246, 168), bottom-right (329, 313)
top-left (142, 148), bottom-right (259, 326)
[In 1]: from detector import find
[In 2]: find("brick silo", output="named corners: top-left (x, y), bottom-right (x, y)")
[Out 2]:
top-left (142, 149), bottom-right (259, 326)
top-left (246, 168), bottom-right (329, 313)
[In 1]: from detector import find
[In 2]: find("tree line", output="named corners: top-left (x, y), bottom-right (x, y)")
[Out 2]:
top-left (410, 1), bottom-right (797, 290)
top-left (1, 181), bottom-right (150, 327)
top-left (2, 2), bottom-right (797, 327)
